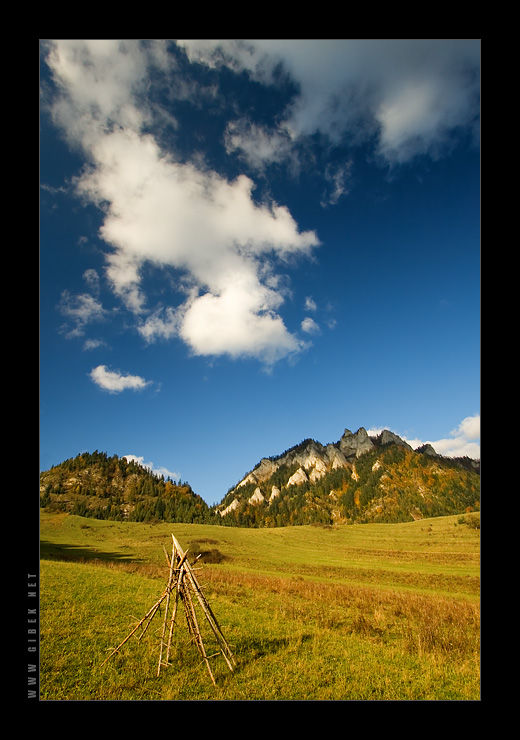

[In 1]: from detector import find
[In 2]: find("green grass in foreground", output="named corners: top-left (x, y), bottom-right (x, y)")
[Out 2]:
top-left (39, 513), bottom-right (480, 700)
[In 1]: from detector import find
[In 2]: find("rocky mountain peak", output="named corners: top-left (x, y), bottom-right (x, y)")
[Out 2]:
top-left (415, 443), bottom-right (437, 456)
top-left (378, 430), bottom-right (413, 451)
top-left (339, 427), bottom-right (374, 458)
top-left (224, 425), bottom-right (426, 510)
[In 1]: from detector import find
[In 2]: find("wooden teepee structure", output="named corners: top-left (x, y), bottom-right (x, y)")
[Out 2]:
top-left (101, 534), bottom-right (236, 685)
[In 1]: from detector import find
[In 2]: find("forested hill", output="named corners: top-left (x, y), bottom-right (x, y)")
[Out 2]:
top-left (40, 430), bottom-right (480, 528)
top-left (39, 451), bottom-right (216, 524)
top-left (215, 428), bottom-right (480, 527)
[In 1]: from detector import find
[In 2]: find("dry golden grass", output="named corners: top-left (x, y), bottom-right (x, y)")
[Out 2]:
top-left (201, 567), bottom-right (480, 658)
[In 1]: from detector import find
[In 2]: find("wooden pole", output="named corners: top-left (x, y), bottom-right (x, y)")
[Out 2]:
top-left (157, 542), bottom-right (177, 676)
top-left (101, 590), bottom-right (168, 667)
top-left (166, 567), bottom-right (182, 665)
top-left (181, 574), bottom-right (216, 686)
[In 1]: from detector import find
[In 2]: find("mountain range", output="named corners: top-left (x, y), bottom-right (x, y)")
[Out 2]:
top-left (215, 427), bottom-right (480, 526)
top-left (40, 427), bottom-right (480, 527)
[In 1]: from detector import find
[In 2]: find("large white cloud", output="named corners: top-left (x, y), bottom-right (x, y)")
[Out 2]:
top-left (44, 40), bottom-right (319, 365)
top-left (76, 127), bottom-right (318, 361)
top-left (44, 40), bottom-right (479, 365)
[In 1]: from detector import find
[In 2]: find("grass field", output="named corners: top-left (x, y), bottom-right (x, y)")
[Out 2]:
top-left (39, 512), bottom-right (480, 700)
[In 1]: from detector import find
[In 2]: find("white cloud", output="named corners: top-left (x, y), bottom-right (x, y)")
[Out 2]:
top-left (224, 119), bottom-right (294, 171)
top-left (58, 290), bottom-right (106, 338)
top-left (45, 40), bottom-right (479, 366)
top-left (301, 317), bottom-right (320, 334)
top-left (83, 269), bottom-right (101, 293)
top-left (83, 338), bottom-right (105, 351)
top-left (179, 39), bottom-right (480, 167)
top-left (89, 365), bottom-right (151, 393)
top-left (123, 454), bottom-right (150, 467)
top-left (304, 296), bottom-right (317, 312)
top-left (367, 413), bottom-right (480, 459)
top-left (451, 414), bottom-right (480, 442)
top-left (429, 414), bottom-right (480, 458)
top-left (81, 133), bottom-right (318, 362)
top-left (138, 306), bottom-right (180, 343)
top-left (321, 160), bottom-right (353, 207)
top-left (44, 39), bottom-right (151, 151)
top-left (123, 454), bottom-right (179, 481)
top-left (45, 40), bottom-right (319, 365)
top-left (179, 281), bottom-right (307, 362)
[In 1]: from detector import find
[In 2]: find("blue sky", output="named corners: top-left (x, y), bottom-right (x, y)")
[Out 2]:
top-left (39, 40), bottom-right (480, 505)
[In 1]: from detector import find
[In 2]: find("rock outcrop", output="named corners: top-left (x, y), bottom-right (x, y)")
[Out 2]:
top-left (339, 427), bottom-right (374, 458)
top-left (379, 430), bottom-right (412, 450)
top-left (287, 467), bottom-right (308, 487)
top-left (248, 487), bottom-right (265, 505)
top-left (415, 443), bottom-right (437, 456)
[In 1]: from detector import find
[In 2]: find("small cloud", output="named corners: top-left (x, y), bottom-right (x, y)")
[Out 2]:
top-left (224, 119), bottom-right (294, 171)
top-left (369, 414), bottom-right (480, 460)
top-left (304, 296), bottom-right (317, 312)
top-left (83, 268), bottom-right (101, 293)
top-left (321, 160), bottom-right (352, 207)
top-left (301, 317), bottom-right (320, 334)
top-left (58, 290), bottom-right (106, 338)
top-left (432, 414), bottom-right (480, 457)
top-left (89, 365), bottom-right (152, 393)
top-left (123, 454), bottom-right (179, 481)
top-left (40, 182), bottom-right (69, 196)
top-left (416, 414), bottom-right (480, 458)
top-left (153, 465), bottom-right (181, 481)
top-left (83, 338), bottom-right (106, 351)
top-left (450, 414), bottom-right (480, 441)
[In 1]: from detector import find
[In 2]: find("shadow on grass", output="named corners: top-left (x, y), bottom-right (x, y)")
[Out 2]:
top-left (40, 540), bottom-right (143, 565)
top-left (231, 633), bottom-right (313, 667)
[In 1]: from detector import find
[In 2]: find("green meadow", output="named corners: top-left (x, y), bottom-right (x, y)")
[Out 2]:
top-left (39, 512), bottom-right (480, 700)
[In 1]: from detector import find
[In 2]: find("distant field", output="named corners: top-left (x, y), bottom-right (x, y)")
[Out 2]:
top-left (39, 512), bottom-right (480, 700)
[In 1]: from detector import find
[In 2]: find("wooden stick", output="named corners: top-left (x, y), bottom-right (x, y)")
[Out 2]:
top-left (166, 539), bottom-right (185, 665)
top-left (182, 556), bottom-right (236, 669)
top-left (101, 592), bottom-right (168, 667)
top-left (136, 599), bottom-right (163, 642)
top-left (165, 570), bottom-right (182, 665)
top-left (163, 539), bottom-right (188, 667)
top-left (157, 542), bottom-right (177, 676)
top-left (181, 575), bottom-right (216, 686)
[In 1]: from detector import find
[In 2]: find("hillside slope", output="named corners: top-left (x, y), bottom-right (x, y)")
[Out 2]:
top-left (40, 426), bottom-right (480, 527)
top-left (216, 427), bottom-right (480, 527)
top-left (39, 450), bottom-right (216, 524)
